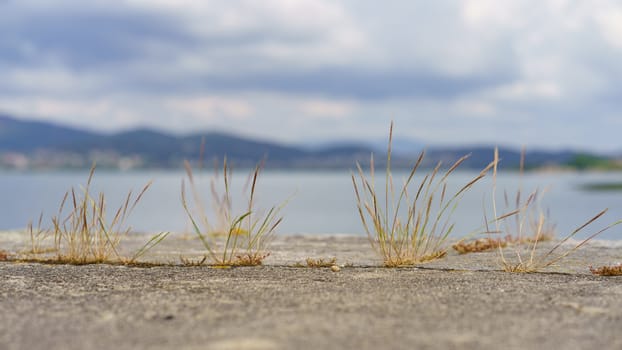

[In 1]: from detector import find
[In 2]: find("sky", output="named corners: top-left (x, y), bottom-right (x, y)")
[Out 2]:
top-left (1, 0), bottom-right (622, 152)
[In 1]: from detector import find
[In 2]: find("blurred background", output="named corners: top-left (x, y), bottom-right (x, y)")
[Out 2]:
top-left (0, 1), bottom-right (621, 238)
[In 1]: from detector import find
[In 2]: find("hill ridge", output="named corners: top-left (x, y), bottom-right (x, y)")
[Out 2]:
top-left (0, 114), bottom-right (617, 170)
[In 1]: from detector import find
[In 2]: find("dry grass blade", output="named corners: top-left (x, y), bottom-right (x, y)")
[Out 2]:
top-left (532, 216), bottom-right (622, 270)
top-left (126, 231), bottom-right (170, 264)
top-left (24, 213), bottom-right (55, 255)
top-left (181, 177), bottom-right (216, 259)
top-left (180, 255), bottom-right (207, 266)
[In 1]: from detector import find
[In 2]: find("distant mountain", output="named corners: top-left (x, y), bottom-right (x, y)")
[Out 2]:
top-left (56, 128), bottom-right (308, 166)
top-left (0, 115), bottom-right (98, 152)
top-left (0, 114), bottom-right (618, 170)
top-left (0, 115), bottom-right (370, 169)
top-left (424, 147), bottom-right (580, 169)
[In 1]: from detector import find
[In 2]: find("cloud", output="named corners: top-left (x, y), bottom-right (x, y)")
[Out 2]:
top-left (165, 96), bottom-right (253, 120)
top-left (0, 3), bottom-right (192, 68)
top-left (0, 1), bottom-right (622, 151)
top-left (300, 99), bottom-right (355, 119)
top-left (0, 66), bottom-right (106, 96)
top-left (198, 67), bottom-right (513, 100)
top-left (0, 0), bottom-right (515, 102)
top-left (0, 0), bottom-right (515, 100)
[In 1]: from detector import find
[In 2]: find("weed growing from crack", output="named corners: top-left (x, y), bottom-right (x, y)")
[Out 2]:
top-left (352, 122), bottom-right (495, 267)
top-left (295, 257), bottom-right (338, 267)
top-left (182, 158), bottom-right (285, 266)
top-left (23, 165), bottom-right (169, 265)
top-left (488, 149), bottom-right (621, 272)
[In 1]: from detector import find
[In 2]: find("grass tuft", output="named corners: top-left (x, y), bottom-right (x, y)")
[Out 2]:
top-left (180, 255), bottom-right (207, 266)
top-left (352, 122), bottom-right (495, 267)
top-left (182, 158), bottom-right (285, 266)
top-left (488, 148), bottom-right (622, 273)
top-left (452, 237), bottom-right (511, 254)
top-left (233, 252), bottom-right (271, 266)
top-left (298, 257), bottom-right (338, 267)
top-left (452, 234), bottom-right (555, 255)
top-left (25, 164), bottom-right (169, 265)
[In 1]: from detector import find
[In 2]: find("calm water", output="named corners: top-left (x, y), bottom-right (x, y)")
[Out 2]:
top-left (0, 170), bottom-right (621, 240)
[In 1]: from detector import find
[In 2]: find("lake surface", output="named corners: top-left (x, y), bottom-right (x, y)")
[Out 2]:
top-left (0, 170), bottom-right (621, 240)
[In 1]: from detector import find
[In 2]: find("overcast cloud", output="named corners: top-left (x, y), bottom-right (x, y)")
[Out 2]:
top-left (1, 0), bottom-right (622, 151)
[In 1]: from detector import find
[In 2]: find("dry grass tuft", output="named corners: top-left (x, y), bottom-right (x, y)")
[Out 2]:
top-left (452, 233), bottom-right (555, 255)
top-left (24, 165), bottom-right (169, 265)
top-left (489, 149), bottom-right (556, 248)
top-left (590, 264), bottom-right (622, 276)
top-left (352, 122), bottom-right (495, 267)
top-left (182, 158), bottom-right (285, 266)
top-left (381, 251), bottom-right (449, 267)
top-left (180, 255), bottom-right (208, 266)
top-left (300, 257), bottom-right (337, 267)
top-left (488, 149), bottom-right (621, 273)
top-left (232, 252), bottom-right (270, 266)
top-left (452, 237), bottom-right (510, 254)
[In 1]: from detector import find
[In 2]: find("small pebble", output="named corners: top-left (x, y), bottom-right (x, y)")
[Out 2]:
top-left (330, 265), bottom-right (341, 272)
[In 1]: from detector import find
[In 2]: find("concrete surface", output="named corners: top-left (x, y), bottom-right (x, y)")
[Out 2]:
top-left (1, 233), bottom-right (622, 350)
